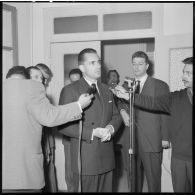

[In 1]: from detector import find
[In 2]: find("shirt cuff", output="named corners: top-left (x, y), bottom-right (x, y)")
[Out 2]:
top-left (106, 125), bottom-right (114, 135)
top-left (120, 109), bottom-right (126, 115)
top-left (77, 101), bottom-right (83, 113)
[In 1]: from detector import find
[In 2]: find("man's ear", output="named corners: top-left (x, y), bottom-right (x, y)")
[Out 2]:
top-left (146, 63), bottom-right (149, 70)
top-left (79, 65), bottom-right (84, 73)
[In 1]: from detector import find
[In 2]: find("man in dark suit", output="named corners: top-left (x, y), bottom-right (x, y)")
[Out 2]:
top-left (113, 57), bottom-right (193, 192)
top-left (58, 48), bottom-right (122, 192)
top-left (119, 51), bottom-right (170, 192)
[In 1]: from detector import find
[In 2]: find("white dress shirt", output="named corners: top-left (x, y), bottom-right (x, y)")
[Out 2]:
top-left (135, 74), bottom-right (148, 93)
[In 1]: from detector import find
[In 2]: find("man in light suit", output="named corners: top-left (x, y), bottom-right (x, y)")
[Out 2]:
top-left (119, 51), bottom-right (170, 192)
top-left (58, 48), bottom-right (122, 192)
top-left (2, 66), bottom-right (92, 193)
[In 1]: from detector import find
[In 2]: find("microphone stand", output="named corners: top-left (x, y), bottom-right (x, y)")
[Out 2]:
top-left (128, 86), bottom-right (137, 192)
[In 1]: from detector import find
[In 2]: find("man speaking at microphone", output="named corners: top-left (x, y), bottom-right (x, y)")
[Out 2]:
top-left (58, 48), bottom-right (122, 192)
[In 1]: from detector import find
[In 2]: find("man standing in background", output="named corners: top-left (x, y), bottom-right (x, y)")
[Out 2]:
top-left (114, 57), bottom-right (193, 192)
top-left (120, 51), bottom-right (170, 192)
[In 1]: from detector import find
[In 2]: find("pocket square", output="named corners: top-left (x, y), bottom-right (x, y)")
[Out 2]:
top-left (108, 100), bottom-right (112, 103)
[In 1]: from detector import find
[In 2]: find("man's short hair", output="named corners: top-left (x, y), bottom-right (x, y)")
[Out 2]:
top-left (26, 66), bottom-right (42, 79)
top-left (6, 66), bottom-right (30, 79)
top-left (132, 51), bottom-right (149, 64)
top-left (107, 69), bottom-right (120, 84)
top-left (78, 48), bottom-right (97, 65)
top-left (69, 68), bottom-right (82, 78)
top-left (35, 63), bottom-right (53, 78)
top-left (183, 57), bottom-right (193, 64)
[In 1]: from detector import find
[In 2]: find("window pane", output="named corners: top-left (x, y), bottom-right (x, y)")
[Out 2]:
top-left (103, 12), bottom-right (152, 31)
top-left (3, 49), bottom-right (13, 81)
top-left (3, 9), bottom-right (13, 47)
top-left (64, 54), bottom-right (78, 85)
top-left (54, 15), bottom-right (98, 34)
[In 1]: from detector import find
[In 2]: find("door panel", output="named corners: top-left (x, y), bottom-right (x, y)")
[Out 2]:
top-left (50, 41), bottom-right (100, 191)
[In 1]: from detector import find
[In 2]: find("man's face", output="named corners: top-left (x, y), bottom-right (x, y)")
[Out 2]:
top-left (30, 69), bottom-right (43, 83)
top-left (132, 57), bottom-right (149, 78)
top-left (182, 64), bottom-right (193, 89)
top-left (80, 53), bottom-right (101, 81)
top-left (69, 73), bottom-right (81, 83)
top-left (108, 72), bottom-right (119, 87)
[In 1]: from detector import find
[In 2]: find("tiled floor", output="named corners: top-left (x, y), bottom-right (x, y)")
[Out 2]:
top-left (113, 146), bottom-right (148, 192)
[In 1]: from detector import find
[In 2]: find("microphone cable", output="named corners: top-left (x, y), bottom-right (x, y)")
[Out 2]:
top-left (78, 119), bottom-right (83, 192)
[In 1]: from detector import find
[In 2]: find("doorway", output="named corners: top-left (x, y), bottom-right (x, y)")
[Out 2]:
top-left (50, 38), bottom-right (154, 191)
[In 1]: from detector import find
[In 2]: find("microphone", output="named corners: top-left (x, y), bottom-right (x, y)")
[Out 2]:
top-left (86, 84), bottom-right (97, 95)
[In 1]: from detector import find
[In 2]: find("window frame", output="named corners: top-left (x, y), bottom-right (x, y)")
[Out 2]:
top-left (3, 3), bottom-right (18, 66)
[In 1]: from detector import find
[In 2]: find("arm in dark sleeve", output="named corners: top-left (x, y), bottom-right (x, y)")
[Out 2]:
top-left (106, 91), bottom-right (122, 136)
top-left (134, 93), bottom-right (171, 114)
top-left (157, 82), bottom-right (170, 141)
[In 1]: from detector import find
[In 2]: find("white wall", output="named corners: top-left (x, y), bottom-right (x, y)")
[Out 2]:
top-left (5, 2), bottom-right (33, 67)
top-left (155, 3), bottom-right (193, 84)
top-left (163, 3), bottom-right (193, 36)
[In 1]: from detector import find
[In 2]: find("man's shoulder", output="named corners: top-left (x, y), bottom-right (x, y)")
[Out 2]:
top-left (150, 77), bottom-right (168, 87)
top-left (61, 79), bottom-right (80, 91)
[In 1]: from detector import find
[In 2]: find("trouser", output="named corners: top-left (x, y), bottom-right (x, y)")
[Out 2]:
top-left (72, 171), bottom-right (113, 192)
top-left (136, 151), bottom-right (162, 192)
top-left (171, 157), bottom-right (192, 192)
top-left (63, 138), bottom-right (74, 192)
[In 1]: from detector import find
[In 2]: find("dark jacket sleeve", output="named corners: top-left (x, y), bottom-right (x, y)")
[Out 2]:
top-left (155, 81), bottom-right (170, 141)
top-left (134, 93), bottom-right (171, 114)
top-left (106, 91), bottom-right (122, 136)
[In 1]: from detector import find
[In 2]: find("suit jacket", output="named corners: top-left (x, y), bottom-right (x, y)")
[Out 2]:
top-left (118, 76), bottom-right (169, 153)
top-left (135, 76), bottom-right (170, 153)
top-left (58, 77), bottom-right (122, 175)
top-left (135, 88), bottom-right (192, 162)
top-left (3, 79), bottom-right (82, 190)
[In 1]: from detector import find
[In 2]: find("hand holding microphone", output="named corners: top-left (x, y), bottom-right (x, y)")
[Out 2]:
top-left (78, 94), bottom-right (93, 109)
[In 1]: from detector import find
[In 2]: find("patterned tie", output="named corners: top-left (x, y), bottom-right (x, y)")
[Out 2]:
top-left (135, 80), bottom-right (140, 94)
top-left (91, 83), bottom-right (100, 99)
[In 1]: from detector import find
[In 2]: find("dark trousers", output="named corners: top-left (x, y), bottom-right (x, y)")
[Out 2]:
top-left (136, 151), bottom-right (162, 192)
top-left (72, 171), bottom-right (113, 192)
top-left (2, 188), bottom-right (44, 193)
top-left (171, 157), bottom-right (192, 192)
top-left (63, 138), bottom-right (74, 192)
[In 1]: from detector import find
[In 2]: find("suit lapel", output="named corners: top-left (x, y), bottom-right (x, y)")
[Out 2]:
top-left (141, 76), bottom-right (154, 96)
top-left (97, 82), bottom-right (107, 125)
top-left (78, 77), bottom-right (91, 95)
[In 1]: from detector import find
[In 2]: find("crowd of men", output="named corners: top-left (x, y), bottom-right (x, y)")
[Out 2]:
top-left (2, 48), bottom-right (192, 193)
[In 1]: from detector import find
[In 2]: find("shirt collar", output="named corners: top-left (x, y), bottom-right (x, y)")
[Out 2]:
top-left (135, 74), bottom-right (148, 85)
top-left (83, 76), bottom-right (97, 86)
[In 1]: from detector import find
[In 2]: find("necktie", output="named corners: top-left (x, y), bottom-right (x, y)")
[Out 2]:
top-left (135, 80), bottom-right (140, 94)
top-left (187, 89), bottom-right (193, 104)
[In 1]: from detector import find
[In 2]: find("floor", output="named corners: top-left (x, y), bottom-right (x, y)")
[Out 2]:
top-left (113, 145), bottom-right (148, 192)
